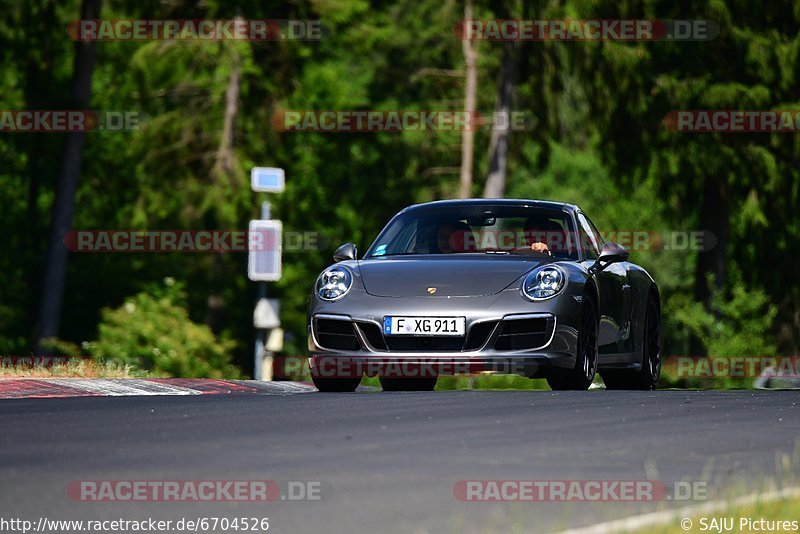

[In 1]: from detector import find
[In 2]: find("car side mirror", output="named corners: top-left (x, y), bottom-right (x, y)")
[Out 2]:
top-left (590, 242), bottom-right (629, 274)
top-left (333, 243), bottom-right (358, 263)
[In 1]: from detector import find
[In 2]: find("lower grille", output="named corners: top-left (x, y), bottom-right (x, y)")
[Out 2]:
top-left (314, 318), bottom-right (360, 351)
top-left (463, 321), bottom-right (499, 351)
top-left (493, 317), bottom-right (552, 351)
top-left (356, 322), bottom-right (388, 350)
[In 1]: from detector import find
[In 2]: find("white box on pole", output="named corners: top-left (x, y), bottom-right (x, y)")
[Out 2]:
top-left (248, 220), bottom-right (282, 281)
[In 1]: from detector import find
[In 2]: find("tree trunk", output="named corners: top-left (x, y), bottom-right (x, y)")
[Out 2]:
top-left (34, 0), bottom-right (102, 350)
top-left (483, 42), bottom-right (517, 198)
top-left (24, 0), bottom-right (58, 330)
top-left (458, 0), bottom-right (478, 199)
top-left (207, 41), bottom-right (242, 332)
top-left (213, 39), bottom-right (242, 182)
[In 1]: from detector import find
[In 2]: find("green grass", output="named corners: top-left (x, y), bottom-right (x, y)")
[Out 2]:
top-left (287, 355), bottom-right (787, 390)
top-left (0, 359), bottom-right (147, 378)
top-left (360, 374), bottom-right (551, 390)
top-left (631, 495), bottom-right (800, 534)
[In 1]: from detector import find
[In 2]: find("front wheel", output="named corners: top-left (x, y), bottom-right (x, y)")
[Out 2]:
top-left (602, 296), bottom-right (661, 390)
top-left (311, 375), bottom-right (362, 392)
top-left (379, 377), bottom-right (437, 391)
top-left (547, 296), bottom-right (598, 391)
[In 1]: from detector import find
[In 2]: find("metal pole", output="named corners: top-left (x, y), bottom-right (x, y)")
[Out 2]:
top-left (254, 200), bottom-right (272, 381)
top-left (254, 284), bottom-right (266, 380)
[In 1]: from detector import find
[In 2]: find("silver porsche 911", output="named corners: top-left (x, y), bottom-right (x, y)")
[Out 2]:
top-left (307, 199), bottom-right (661, 392)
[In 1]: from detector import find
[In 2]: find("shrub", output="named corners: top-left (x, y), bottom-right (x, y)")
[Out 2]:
top-left (88, 278), bottom-right (240, 378)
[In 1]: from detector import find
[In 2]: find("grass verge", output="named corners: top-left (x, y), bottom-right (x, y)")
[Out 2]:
top-left (630, 494), bottom-right (800, 534)
top-left (0, 359), bottom-right (145, 378)
top-left (360, 374), bottom-right (551, 390)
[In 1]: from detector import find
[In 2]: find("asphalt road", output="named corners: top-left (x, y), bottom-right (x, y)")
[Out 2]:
top-left (1, 390), bottom-right (798, 533)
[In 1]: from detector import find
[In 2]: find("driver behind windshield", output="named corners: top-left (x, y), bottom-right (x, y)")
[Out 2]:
top-left (524, 217), bottom-right (564, 255)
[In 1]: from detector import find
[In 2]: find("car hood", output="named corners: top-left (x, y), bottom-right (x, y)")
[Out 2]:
top-left (358, 255), bottom-right (547, 297)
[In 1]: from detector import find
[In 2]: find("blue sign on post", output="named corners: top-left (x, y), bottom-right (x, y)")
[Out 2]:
top-left (251, 167), bottom-right (285, 193)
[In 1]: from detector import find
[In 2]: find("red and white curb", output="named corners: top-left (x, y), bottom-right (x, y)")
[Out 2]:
top-left (0, 379), bottom-right (316, 399)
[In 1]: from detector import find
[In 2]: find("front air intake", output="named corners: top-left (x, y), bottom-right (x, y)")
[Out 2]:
top-left (314, 318), bottom-right (361, 351)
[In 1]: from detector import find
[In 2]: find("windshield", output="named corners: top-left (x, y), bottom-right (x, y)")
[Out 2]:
top-left (365, 205), bottom-right (578, 259)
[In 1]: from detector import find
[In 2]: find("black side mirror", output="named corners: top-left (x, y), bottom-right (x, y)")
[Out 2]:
top-left (333, 243), bottom-right (358, 263)
top-left (590, 242), bottom-right (629, 274)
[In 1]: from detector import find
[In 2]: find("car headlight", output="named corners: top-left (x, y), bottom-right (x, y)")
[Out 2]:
top-left (522, 265), bottom-right (566, 300)
top-left (316, 267), bottom-right (353, 301)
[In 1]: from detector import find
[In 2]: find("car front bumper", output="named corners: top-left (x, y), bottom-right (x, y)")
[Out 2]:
top-left (307, 288), bottom-right (582, 378)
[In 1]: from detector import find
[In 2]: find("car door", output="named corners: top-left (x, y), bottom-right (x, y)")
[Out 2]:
top-left (576, 212), bottom-right (632, 358)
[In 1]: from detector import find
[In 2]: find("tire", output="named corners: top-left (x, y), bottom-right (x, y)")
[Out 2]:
top-left (379, 377), bottom-right (437, 391)
top-left (311, 375), bottom-right (362, 392)
top-left (602, 296), bottom-right (661, 390)
top-left (547, 296), bottom-right (598, 391)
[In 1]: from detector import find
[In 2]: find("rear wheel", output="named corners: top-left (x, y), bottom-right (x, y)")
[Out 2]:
top-left (379, 377), bottom-right (437, 391)
top-left (602, 296), bottom-right (661, 390)
top-left (311, 375), bottom-right (361, 392)
top-left (546, 296), bottom-right (598, 391)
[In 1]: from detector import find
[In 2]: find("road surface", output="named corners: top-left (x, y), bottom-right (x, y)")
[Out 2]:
top-left (1, 390), bottom-right (798, 533)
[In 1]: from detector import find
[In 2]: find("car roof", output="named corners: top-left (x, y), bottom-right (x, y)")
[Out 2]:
top-left (402, 198), bottom-right (580, 214)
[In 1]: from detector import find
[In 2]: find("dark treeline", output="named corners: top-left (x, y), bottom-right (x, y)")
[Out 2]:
top-left (1, 0), bottom-right (797, 376)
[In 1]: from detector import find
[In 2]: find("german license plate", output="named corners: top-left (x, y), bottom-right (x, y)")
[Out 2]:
top-left (383, 316), bottom-right (465, 336)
